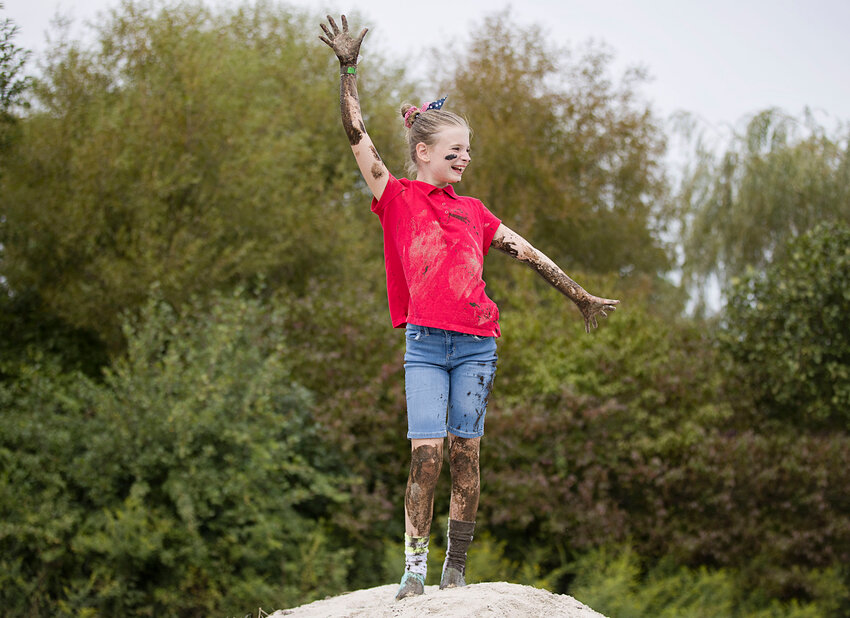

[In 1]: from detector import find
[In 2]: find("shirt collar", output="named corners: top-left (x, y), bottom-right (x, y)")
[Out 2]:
top-left (411, 179), bottom-right (459, 200)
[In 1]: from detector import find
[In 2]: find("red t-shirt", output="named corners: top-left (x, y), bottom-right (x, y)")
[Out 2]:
top-left (371, 174), bottom-right (502, 337)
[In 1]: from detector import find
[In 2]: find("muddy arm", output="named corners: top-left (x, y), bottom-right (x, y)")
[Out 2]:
top-left (491, 223), bottom-right (619, 333)
top-left (319, 15), bottom-right (389, 200)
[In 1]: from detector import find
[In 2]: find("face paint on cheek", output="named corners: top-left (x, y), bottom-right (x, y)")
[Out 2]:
top-left (445, 154), bottom-right (458, 161)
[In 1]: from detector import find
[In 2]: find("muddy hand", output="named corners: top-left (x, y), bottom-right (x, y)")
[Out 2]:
top-left (577, 295), bottom-right (619, 333)
top-left (319, 15), bottom-right (368, 67)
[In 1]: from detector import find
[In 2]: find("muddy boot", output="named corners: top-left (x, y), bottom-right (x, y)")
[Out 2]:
top-left (439, 566), bottom-right (466, 589)
top-left (439, 519), bottom-right (475, 589)
top-left (395, 572), bottom-right (425, 600)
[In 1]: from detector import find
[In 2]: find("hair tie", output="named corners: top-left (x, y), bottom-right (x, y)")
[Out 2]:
top-left (423, 96), bottom-right (447, 111)
top-left (404, 95), bottom-right (448, 128)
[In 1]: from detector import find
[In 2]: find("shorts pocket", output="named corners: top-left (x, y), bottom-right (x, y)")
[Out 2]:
top-left (405, 324), bottom-right (424, 341)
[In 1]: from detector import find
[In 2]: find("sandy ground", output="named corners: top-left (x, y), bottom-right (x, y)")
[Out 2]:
top-left (268, 582), bottom-right (607, 617)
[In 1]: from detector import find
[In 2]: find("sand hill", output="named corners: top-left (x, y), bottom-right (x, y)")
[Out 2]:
top-left (270, 581), bottom-right (606, 617)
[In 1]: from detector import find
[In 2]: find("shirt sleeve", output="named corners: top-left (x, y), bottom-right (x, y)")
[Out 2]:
top-left (478, 201), bottom-right (502, 255)
top-left (371, 173), bottom-right (405, 216)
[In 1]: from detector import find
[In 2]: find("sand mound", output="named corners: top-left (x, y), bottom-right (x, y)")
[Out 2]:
top-left (269, 581), bottom-right (606, 617)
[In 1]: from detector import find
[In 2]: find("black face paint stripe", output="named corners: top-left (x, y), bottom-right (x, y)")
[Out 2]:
top-left (445, 154), bottom-right (458, 160)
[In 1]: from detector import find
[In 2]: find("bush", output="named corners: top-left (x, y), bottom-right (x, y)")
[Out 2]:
top-left (0, 291), bottom-right (353, 616)
top-left (723, 223), bottom-right (850, 429)
top-left (570, 545), bottom-right (840, 618)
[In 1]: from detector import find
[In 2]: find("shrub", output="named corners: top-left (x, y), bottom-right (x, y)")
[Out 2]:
top-left (0, 291), bottom-right (353, 616)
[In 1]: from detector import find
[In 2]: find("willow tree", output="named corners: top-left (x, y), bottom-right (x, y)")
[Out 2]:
top-left (434, 10), bottom-right (671, 282)
top-left (676, 109), bottom-right (850, 304)
top-left (0, 1), bottom-right (409, 351)
top-left (0, 2), bottom-right (29, 119)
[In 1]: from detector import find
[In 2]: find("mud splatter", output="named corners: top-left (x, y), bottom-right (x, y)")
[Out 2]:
top-left (406, 444), bottom-right (443, 535)
top-left (492, 236), bottom-right (519, 258)
top-left (448, 211), bottom-right (470, 224)
top-left (448, 436), bottom-right (480, 522)
top-left (369, 145), bottom-right (381, 161)
top-left (475, 367), bottom-right (496, 430)
top-left (445, 153), bottom-right (459, 160)
top-left (339, 75), bottom-right (363, 145)
top-left (371, 161), bottom-right (384, 179)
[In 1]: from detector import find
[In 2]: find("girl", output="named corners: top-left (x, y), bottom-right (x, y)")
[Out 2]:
top-left (319, 15), bottom-right (619, 601)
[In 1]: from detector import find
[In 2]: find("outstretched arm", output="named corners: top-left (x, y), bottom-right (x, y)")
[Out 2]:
top-left (491, 223), bottom-right (619, 333)
top-left (319, 15), bottom-right (389, 200)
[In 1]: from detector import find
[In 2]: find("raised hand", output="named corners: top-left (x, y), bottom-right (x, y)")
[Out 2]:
top-left (576, 295), bottom-right (619, 333)
top-left (319, 15), bottom-right (368, 68)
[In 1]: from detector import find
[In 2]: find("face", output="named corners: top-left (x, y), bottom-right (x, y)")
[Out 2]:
top-left (416, 125), bottom-right (471, 186)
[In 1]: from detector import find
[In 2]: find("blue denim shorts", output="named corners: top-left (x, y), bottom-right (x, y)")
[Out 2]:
top-left (403, 324), bottom-right (498, 440)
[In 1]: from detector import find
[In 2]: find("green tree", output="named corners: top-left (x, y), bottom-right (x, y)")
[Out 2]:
top-left (0, 291), bottom-right (354, 616)
top-left (677, 109), bottom-right (850, 303)
top-left (435, 10), bottom-right (671, 280)
top-left (0, 1), bottom-right (408, 352)
top-left (0, 2), bottom-right (30, 119)
top-left (722, 222), bottom-right (850, 429)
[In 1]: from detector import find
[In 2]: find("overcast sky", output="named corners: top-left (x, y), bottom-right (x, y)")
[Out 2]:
top-left (4, 0), bottom-right (850, 133)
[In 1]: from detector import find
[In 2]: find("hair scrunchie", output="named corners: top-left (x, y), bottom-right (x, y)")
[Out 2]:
top-left (404, 96), bottom-right (448, 128)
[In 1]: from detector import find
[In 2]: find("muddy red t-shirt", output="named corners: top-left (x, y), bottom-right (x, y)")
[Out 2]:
top-left (371, 174), bottom-right (501, 337)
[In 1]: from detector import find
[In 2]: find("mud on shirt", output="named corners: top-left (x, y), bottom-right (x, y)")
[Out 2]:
top-left (371, 174), bottom-right (502, 337)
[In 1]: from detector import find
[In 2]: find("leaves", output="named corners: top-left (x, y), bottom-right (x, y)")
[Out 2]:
top-left (0, 1), bottom-right (408, 351)
top-left (723, 223), bottom-right (850, 428)
top-left (0, 291), bottom-right (354, 615)
top-left (677, 109), bottom-right (850, 301)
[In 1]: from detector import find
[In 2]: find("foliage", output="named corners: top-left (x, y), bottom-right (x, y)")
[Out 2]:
top-left (0, 1), bottom-right (31, 117)
top-left (274, 274), bottom-right (410, 590)
top-left (0, 289), bottom-right (108, 381)
top-left (677, 109), bottom-right (850, 301)
top-left (0, 291), bottom-right (353, 616)
top-left (0, 2), bottom-right (30, 161)
top-left (0, 0), bottom-right (409, 351)
top-left (480, 276), bottom-right (730, 551)
top-left (435, 9), bottom-right (671, 279)
top-left (570, 545), bottom-right (842, 618)
top-left (722, 223), bottom-right (850, 429)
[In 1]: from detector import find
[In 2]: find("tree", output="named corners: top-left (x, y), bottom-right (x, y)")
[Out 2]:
top-left (434, 10), bottom-right (672, 281)
top-left (0, 291), bottom-right (354, 615)
top-left (0, 2), bottom-right (30, 120)
top-left (0, 1), bottom-right (409, 351)
top-left (721, 222), bottom-right (850, 429)
top-left (677, 109), bottom-right (850, 303)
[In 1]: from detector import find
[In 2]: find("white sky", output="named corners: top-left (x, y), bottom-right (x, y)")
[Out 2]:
top-left (4, 0), bottom-right (850, 132)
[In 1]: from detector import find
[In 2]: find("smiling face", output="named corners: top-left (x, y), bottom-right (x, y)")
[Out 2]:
top-left (414, 125), bottom-right (471, 187)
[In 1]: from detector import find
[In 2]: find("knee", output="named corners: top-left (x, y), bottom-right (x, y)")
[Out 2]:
top-left (449, 436), bottom-right (480, 477)
top-left (410, 443), bottom-right (443, 487)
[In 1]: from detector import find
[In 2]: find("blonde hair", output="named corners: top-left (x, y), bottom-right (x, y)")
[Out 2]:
top-left (400, 103), bottom-right (470, 176)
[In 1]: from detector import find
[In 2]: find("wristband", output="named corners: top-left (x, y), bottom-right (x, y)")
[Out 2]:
top-left (341, 65), bottom-right (356, 76)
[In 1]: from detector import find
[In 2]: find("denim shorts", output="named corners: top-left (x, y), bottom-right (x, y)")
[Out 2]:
top-left (403, 324), bottom-right (498, 440)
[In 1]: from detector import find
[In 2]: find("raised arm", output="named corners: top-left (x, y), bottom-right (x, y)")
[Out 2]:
top-left (491, 223), bottom-right (619, 333)
top-left (319, 15), bottom-right (389, 200)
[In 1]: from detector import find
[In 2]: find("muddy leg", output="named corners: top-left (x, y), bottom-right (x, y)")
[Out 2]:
top-left (404, 438), bottom-right (444, 537)
top-left (448, 435), bottom-right (480, 521)
top-left (441, 435), bottom-right (480, 589)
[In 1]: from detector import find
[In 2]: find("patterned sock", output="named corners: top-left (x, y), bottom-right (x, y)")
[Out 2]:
top-left (444, 519), bottom-right (475, 575)
top-left (404, 534), bottom-right (429, 579)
